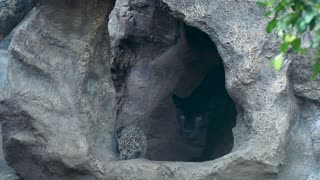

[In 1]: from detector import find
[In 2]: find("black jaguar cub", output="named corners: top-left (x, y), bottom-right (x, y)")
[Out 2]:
top-left (172, 67), bottom-right (221, 145)
top-left (172, 94), bottom-right (209, 143)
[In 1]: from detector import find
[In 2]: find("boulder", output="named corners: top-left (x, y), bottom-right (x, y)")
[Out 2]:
top-left (1, 1), bottom-right (117, 179)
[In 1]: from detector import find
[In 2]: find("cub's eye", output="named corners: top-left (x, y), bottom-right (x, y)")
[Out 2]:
top-left (195, 116), bottom-right (203, 121)
top-left (179, 115), bottom-right (185, 120)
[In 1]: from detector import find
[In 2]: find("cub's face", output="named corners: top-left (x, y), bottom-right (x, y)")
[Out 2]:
top-left (172, 95), bottom-right (209, 143)
top-left (176, 109), bottom-right (208, 141)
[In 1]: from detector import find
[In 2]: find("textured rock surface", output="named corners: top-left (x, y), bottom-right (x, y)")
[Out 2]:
top-left (0, 50), bottom-right (9, 91)
top-left (109, 0), bottom-right (236, 162)
top-left (0, 8), bottom-right (35, 179)
top-left (0, 50), bottom-right (20, 180)
top-left (0, 125), bottom-right (21, 180)
top-left (0, 0), bottom-right (319, 180)
top-left (109, 0), bottom-right (319, 178)
top-left (0, 0), bottom-right (37, 41)
top-left (116, 125), bottom-right (147, 160)
top-left (0, 0), bottom-right (117, 179)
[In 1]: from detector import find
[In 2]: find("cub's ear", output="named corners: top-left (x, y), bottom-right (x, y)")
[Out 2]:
top-left (172, 94), bottom-right (183, 106)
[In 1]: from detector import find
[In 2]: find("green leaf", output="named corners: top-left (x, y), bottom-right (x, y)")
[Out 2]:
top-left (291, 38), bottom-right (301, 51)
top-left (264, 11), bottom-right (273, 17)
top-left (316, 49), bottom-right (320, 56)
top-left (297, 17), bottom-right (308, 33)
top-left (275, 2), bottom-right (285, 12)
top-left (280, 42), bottom-right (289, 52)
top-left (278, 19), bottom-right (288, 31)
top-left (311, 33), bottom-right (320, 48)
top-left (284, 34), bottom-right (296, 43)
top-left (310, 18), bottom-right (316, 31)
top-left (304, 10), bottom-right (317, 23)
top-left (291, 3), bottom-right (296, 11)
top-left (286, 13), bottom-right (299, 26)
top-left (274, 1), bottom-right (289, 13)
top-left (257, 1), bottom-right (267, 7)
top-left (272, 53), bottom-right (284, 71)
top-left (267, 0), bottom-right (275, 7)
top-left (267, 18), bottom-right (278, 33)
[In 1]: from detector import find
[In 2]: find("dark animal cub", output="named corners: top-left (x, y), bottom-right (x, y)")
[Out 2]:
top-left (172, 69), bottom-right (217, 144)
top-left (172, 95), bottom-right (209, 143)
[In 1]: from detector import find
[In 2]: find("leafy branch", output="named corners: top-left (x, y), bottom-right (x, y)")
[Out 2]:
top-left (257, 0), bottom-right (320, 80)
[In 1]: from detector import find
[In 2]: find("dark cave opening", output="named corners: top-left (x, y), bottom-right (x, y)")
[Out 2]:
top-left (145, 25), bottom-right (237, 162)
top-left (172, 66), bottom-right (237, 162)
top-left (110, 3), bottom-right (238, 161)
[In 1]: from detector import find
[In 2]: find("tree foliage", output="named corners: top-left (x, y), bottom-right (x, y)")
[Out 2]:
top-left (257, 0), bottom-right (320, 79)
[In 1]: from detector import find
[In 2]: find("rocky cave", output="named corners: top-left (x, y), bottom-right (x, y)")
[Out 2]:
top-left (0, 0), bottom-right (320, 180)
top-left (112, 24), bottom-right (237, 162)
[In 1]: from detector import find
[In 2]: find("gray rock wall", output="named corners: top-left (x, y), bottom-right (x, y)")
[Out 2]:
top-left (1, 0), bottom-right (117, 179)
top-left (0, 50), bottom-right (20, 180)
top-left (0, 50), bottom-right (9, 91)
top-left (0, 0), bottom-right (37, 41)
top-left (0, 0), bottom-right (319, 179)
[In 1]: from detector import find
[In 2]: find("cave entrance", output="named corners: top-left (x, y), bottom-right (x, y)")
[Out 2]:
top-left (145, 25), bottom-right (237, 162)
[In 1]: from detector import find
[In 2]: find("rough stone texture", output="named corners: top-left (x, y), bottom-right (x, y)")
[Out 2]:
top-left (109, 0), bottom-right (235, 162)
top-left (116, 125), bottom-right (147, 160)
top-left (0, 0), bottom-right (118, 179)
top-left (0, 7), bottom-right (35, 50)
top-left (108, 0), bottom-right (318, 179)
top-left (280, 54), bottom-right (320, 179)
top-left (0, 50), bottom-right (21, 180)
top-left (0, 125), bottom-right (21, 180)
top-left (0, 0), bottom-right (37, 41)
top-left (0, 8), bottom-right (36, 179)
top-left (0, 50), bottom-right (9, 91)
top-left (0, 0), bottom-right (319, 180)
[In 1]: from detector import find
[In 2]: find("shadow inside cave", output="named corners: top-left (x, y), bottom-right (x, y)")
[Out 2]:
top-left (144, 25), bottom-right (237, 162)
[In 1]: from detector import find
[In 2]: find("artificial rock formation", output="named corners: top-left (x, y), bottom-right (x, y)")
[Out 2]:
top-left (0, 0), bottom-right (319, 180)
top-left (0, 0), bottom-right (37, 41)
top-left (0, 1), bottom-right (117, 179)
